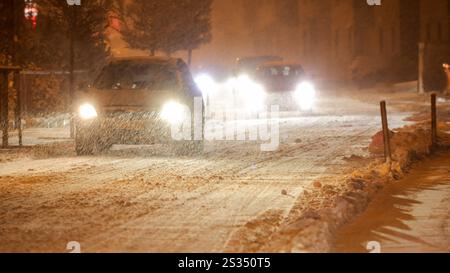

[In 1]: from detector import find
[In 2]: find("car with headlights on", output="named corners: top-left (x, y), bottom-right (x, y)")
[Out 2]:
top-left (74, 56), bottom-right (204, 155)
top-left (235, 55), bottom-right (283, 77)
top-left (255, 61), bottom-right (316, 111)
top-left (217, 56), bottom-right (283, 112)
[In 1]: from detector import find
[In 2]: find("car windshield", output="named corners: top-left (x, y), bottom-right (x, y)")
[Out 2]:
top-left (260, 65), bottom-right (305, 78)
top-left (236, 56), bottom-right (283, 73)
top-left (94, 62), bottom-right (179, 90)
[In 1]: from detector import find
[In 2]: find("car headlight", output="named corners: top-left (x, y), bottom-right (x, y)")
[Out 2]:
top-left (295, 82), bottom-right (316, 111)
top-left (160, 101), bottom-right (187, 125)
top-left (228, 75), bottom-right (266, 111)
top-left (194, 74), bottom-right (217, 97)
top-left (245, 83), bottom-right (266, 111)
top-left (79, 103), bottom-right (98, 120)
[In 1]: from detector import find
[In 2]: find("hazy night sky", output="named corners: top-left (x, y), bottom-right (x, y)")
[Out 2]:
top-left (108, 0), bottom-right (302, 68)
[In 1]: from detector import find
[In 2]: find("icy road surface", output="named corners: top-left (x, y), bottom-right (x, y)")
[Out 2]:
top-left (0, 89), bottom-right (424, 252)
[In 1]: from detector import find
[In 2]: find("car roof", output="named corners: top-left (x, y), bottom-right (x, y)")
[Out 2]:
top-left (236, 55), bottom-right (283, 64)
top-left (258, 61), bottom-right (304, 68)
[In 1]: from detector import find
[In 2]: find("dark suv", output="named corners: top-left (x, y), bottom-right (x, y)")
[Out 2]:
top-left (256, 62), bottom-right (316, 111)
top-left (235, 55), bottom-right (283, 77)
top-left (74, 57), bottom-right (204, 155)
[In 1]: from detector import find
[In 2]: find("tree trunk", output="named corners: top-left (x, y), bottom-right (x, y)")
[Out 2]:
top-left (10, 0), bottom-right (16, 65)
top-left (1, 72), bottom-right (9, 148)
top-left (69, 7), bottom-right (77, 138)
top-left (187, 49), bottom-right (193, 67)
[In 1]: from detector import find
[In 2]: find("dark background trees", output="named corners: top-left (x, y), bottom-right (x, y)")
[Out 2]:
top-left (0, 0), bottom-right (114, 116)
top-left (121, 0), bottom-right (213, 65)
top-left (1, 0), bottom-right (212, 116)
top-left (120, 0), bottom-right (162, 56)
top-left (40, 0), bottom-right (113, 74)
top-left (174, 0), bottom-right (213, 65)
top-left (0, 0), bottom-right (39, 66)
top-left (0, 0), bottom-right (113, 72)
top-left (1, 0), bottom-right (213, 71)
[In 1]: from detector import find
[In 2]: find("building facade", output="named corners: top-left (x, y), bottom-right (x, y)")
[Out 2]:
top-left (419, 0), bottom-right (450, 90)
top-left (195, 0), bottom-right (418, 85)
top-left (106, 0), bottom-right (442, 88)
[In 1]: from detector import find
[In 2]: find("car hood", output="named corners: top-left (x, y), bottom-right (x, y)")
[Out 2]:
top-left (259, 76), bottom-right (306, 93)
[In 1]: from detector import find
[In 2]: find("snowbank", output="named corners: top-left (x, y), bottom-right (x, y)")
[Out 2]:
top-left (262, 122), bottom-right (450, 253)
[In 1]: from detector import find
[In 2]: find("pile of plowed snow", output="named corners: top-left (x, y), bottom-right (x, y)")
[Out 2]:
top-left (261, 122), bottom-right (450, 253)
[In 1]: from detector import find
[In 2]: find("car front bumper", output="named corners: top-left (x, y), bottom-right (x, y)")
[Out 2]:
top-left (76, 112), bottom-right (175, 145)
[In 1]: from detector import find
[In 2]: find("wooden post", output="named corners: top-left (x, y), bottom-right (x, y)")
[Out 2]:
top-left (380, 101), bottom-right (392, 163)
top-left (14, 71), bottom-right (22, 146)
top-left (431, 93), bottom-right (437, 150)
top-left (418, 43), bottom-right (425, 94)
top-left (1, 71), bottom-right (9, 148)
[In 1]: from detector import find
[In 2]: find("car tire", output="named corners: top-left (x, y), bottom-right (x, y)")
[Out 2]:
top-left (75, 127), bottom-right (95, 156)
top-left (96, 135), bottom-right (113, 153)
top-left (173, 140), bottom-right (204, 156)
top-left (173, 100), bottom-right (205, 156)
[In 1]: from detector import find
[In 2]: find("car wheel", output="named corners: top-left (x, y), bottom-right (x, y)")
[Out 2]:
top-left (75, 128), bottom-right (95, 155)
top-left (173, 140), bottom-right (204, 156)
top-left (96, 135), bottom-right (113, 153)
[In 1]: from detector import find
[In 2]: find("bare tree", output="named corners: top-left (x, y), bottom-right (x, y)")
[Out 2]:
top-left (121, 0), bottom-right (212, 64)
top-left (120, 1), bottom-right (164, 56)
top-left (170, 0), bottom-right (213, 65)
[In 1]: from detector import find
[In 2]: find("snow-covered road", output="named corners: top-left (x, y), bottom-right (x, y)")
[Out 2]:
top-left (0, 89), bottom-right (428, 252)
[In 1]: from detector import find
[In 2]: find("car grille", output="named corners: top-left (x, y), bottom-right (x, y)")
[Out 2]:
top-left (104, 110), bottom-right (159, 119)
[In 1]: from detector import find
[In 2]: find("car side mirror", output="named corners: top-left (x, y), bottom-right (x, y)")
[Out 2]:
top-left (77, 81), bottom-right (92, 92)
